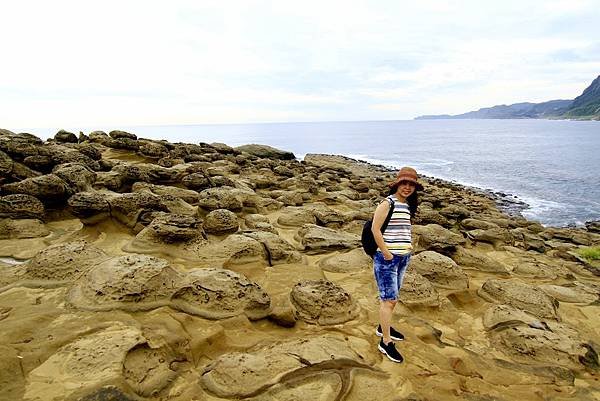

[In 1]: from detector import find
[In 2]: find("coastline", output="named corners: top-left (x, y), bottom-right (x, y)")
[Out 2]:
top-left (1, 130), bottom-right (599, 401)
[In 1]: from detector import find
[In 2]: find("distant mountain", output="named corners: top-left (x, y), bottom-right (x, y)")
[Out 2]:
top-left (415, 75), bottom-right (600, 120)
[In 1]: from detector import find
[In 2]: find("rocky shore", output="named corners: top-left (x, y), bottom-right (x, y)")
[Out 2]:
top-left (1, 128), bottom-right (599, 401)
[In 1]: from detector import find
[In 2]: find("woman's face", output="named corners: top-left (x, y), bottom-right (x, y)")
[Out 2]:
top-left (397, 180), bottom-right (416, 199)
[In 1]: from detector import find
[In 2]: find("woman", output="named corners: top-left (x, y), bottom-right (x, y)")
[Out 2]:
top-left (371, 166), bottom-right (422, 363)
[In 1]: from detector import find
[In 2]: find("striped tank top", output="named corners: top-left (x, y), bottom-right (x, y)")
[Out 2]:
top-left (379, 195), bottom-right (412, 255)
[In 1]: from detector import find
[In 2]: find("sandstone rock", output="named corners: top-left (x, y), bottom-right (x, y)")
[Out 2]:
top-left (415, 208), bottom-right (450, 227)
top-left (182, 172), bottom-right (212, 190)
top-left (109, 130), bottom-right (137, 140)
top-left (267, 306), bottom-right (297, 328)
top-left (413, 224), bottom-right (466, 254)
top-left (478, 279), bottom-right (559, 320)
top-left (147, 214), bottom-right (204, 242)
top-left (585, 220), bottom-right (600, 234)
top-left (88, 130), bottom-right (110, 143)
top-left (295, 224), bottom-right (361, 253)
top-left (204, 209), bottom-right (239, 234)
top-left (467, 227), bottom-right (513, 247)
top-left (75, 143), bottom-right (103, 161)
top-left (0, 218), bottom-right (49, 239)
top-left (490, 323), bottom-right (593, 371)
top-left (200, 336), bottom-right (375, 399)
top-left (54, 129), bottom-right (78, 143)
top-left (307, 204), bottom-right (347, 228)
top-left (2, 174), bottom-right (70, 204)
top-left (235, 144), bottom-right (295, 160)
top-left (197, 187), bottom-right (243, 211)
top-left (138, 141), bottom-right (169, 158)
top-left (17, 241), bottom-right (110, 287)
top-left (277, 207), bottom-right (317, 226)
top-left (439, 204), bottom-right (471, 220)
top-left (107, 138), bottom-right (139, 151)
top-left (67, 254), bottom-right (182, 311)
top-left (0, 194), bottom-right (45, 220)
top-left (24, 324), bottom-right (145, 401)
top-left (172, 267), bottom-right (271, 319)
top-left (52, 163), bottom-right (96, 193)
top-left (290, 279), bottom-right (358, 325)
top-left (538, 283), bottom-right (598, 304)
top-left (108, 192), bottom-right (169, 228)
top-left (67, 191), bottom-right (113, 223)
top-left (400, 269), bottom-right (440, 307)
top-left (482, 304), bottom-right (542, 331)
top-left (318, 248), bottom-right (372, 272)
top-left (243, 231), bottom-right (303, 265)
top-left (450, 246), bottom-right (511, 275)
top-left (411, 251), bottom-right (469, 290)
top-left (131, 181), bottom-right (200, 204)
top-left (460, 218), bottom-right (500, 231)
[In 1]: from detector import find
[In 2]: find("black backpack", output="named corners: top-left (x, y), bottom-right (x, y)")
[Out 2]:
top-left (361, 197), bottom-right (394, 257)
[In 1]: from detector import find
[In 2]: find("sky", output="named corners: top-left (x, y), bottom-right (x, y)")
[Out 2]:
top-left (1, 0), bottom-right (600, 128)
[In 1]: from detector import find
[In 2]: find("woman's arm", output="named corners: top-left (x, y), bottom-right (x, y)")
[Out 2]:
top-left (371, 200), bottom-right (393, 260)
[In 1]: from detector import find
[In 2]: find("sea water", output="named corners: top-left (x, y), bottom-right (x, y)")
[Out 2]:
top-left (19, 119), bottom-right (600, 227)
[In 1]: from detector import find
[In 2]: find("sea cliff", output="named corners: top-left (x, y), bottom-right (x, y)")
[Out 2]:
top-left (1, 128), bottom-right (599, 401)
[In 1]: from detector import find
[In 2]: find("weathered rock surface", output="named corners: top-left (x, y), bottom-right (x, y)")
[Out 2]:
top-left (401, 269), bottom-right (441, 307)
top-left (290, 279), bottom-right (358, 325)
top-left (204, 209), bottom-right (239, 234)
top-left (295, 224), bottom-right (361, 253)
top-left (478, 279), bottom-right (559, 319)
top-left (318, 248), bottom-right (372, 272)
top-left (0, 194), bottom-right (45, 220)
top-left (235, 144), bottom-right (295, 160)
top-left (451, 246), bottom-right (511, 275)
top-left (0, 218), bottom-right (49, 239)
top-left (243, 231), bottom-right (303, 265)
top-left (200, 336), bottom-right (379, 399)
top-left (2, 174), bottom-right (70, 204)
top-left (413, 224), bottom-right (466, 254)
top-left (411, 251), bottom-right (469, 290)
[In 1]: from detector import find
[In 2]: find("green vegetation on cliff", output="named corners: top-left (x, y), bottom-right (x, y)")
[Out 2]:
top-left (416, 75), bottom-right (600, 120)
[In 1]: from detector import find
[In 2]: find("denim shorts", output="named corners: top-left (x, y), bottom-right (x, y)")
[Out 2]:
top-left (373, 251), bottom-right (411, 301)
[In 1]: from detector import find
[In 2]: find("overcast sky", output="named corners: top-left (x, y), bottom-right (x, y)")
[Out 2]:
top-left (1, 0), bottom-right (599, 128)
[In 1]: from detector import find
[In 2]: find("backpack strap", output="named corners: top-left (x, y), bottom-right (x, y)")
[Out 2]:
top-left (381, 197), bottom-right (395, 234)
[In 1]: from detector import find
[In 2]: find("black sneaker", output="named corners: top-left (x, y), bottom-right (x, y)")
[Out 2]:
top-left (376, 324), bottom-right (405, 341)
top-left (378, 339), bottom-right (404, 363)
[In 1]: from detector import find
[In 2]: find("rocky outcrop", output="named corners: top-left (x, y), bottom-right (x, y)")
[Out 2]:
top-left (478, 279), bottom-right (559, 319)
top-left (203, 209), bottom-right (239, 234)
top-left (411, 251), bottom-right (469, 290)
top-left (295, 224), bottom-right (361, 253)
top-left (235, 144), bottom-right (295, 160)
top-left (0, 194), bottom-right (45, 220)
top-left (290, 279), bottom-right (359, 325)
top-left (413, 224), bottom-right (466, 254)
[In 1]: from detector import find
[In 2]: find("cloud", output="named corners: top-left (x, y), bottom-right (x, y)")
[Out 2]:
top-left (1, 0), bottom-right (599, 127)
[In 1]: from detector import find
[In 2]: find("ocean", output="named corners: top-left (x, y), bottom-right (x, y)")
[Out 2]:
top-left (19, 119), bottom-right (600, 228)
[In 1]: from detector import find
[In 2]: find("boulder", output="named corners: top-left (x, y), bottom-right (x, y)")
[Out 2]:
top-left (235, 144), bottom-right (295, 160)
top-left (21, 240), bottom-right (110, 286)
top-left (0, 194), bottom-right (45, 220)
top-left (467, 227), bottom-right (513, 247)
top-left (400, 269), bottom-right (440, 306)
top-left (439, 204), bottom-right (471, 220)
top-left (478, 279), bottom-right (559, 320)
top-left (277, 207), bottom-right (317, 227)
top-left (171, 267), bottom-right (271, 320)
top-left (538, 283), bottom-right (598, 304)
top-left (131, 182), bottom-right (200, 205)
top-left (54, 129), bottom-right (78, 143)
top-left (181, 172), bottom-right (212, 190)
top-left (138, 141), bottom-right (169, 158)
top-left (197, 187), bottom-right (243, 211)
top-left (450, 246), bottom-right (511, 275)
top-left (295, 224), bottom-right (361, 253)
top-left (460, 218), bottom-right (500, 231)
top-left (290, 279), bottom-right (359, 325)
top-left (67, 191), bottom-right (113, 223)
top-left (108, 192), bottom-right (169, 228)
top-left (413, 224), bottom-right (466, 255)
top-left (318, 248), bottom-right (372, 273)
top-left (415, 208), bottom-right (450, 227)
top-left (2, 174), bottom-right (70, 205)
top-left (52, 163), bottom-right (96, 193)
top-left (482, 304), bottom-right (542, 331)
top-left (306, 204), bottom-right (347, 228)
top-left (203, 209), bottom-right (239, 234)
top-left (243, 231), bottom-right (303, 265)
top-left (411, 251), bottom-right (469, 290)
top-left (147, 214), bottom-right (204, 243)
top-left (585, 220), bottom-right (600, 234)
top-left (109, 130), bottom-right (137, 140)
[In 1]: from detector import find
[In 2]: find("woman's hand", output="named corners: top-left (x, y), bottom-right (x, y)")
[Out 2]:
top-left (383, 251), bottom-right (394, 261)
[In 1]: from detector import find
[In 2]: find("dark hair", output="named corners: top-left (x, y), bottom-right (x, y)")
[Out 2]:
top-left (388, 184), bottom-right (419, 219)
